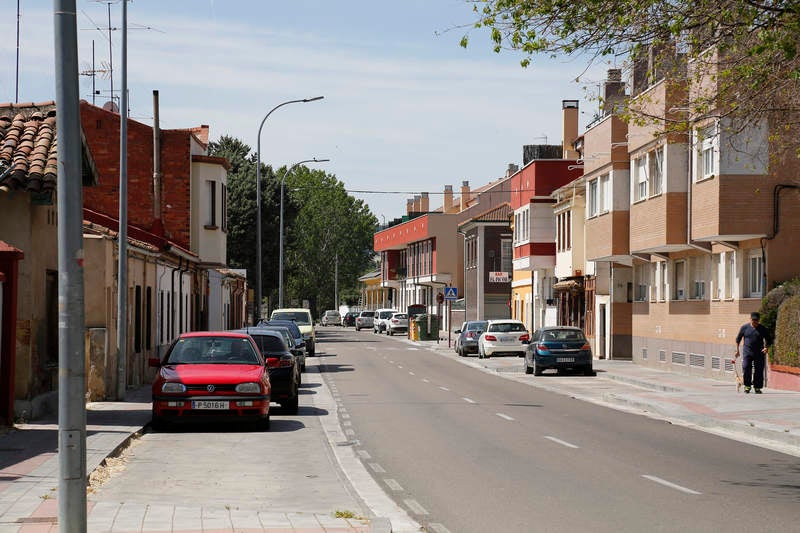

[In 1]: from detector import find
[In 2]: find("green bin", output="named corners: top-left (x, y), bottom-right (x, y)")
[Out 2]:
top-left (416, 314), bottom-right (439, 341)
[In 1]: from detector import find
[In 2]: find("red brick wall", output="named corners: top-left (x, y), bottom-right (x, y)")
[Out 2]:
top-left (81, 102), bottom-right (192, 249)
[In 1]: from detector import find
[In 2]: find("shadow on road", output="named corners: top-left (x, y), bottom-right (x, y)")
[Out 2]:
top-left (318, 364), bottom-right (355, 373)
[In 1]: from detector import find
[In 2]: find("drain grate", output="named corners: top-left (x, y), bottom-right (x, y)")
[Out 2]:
top-left (17, 517), bottom-right (57, 524)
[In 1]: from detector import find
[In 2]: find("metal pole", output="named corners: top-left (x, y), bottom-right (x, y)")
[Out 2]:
top-left (116, 0), bottom-right (128, 401)
top-left (255, 96), bottom-right (323, 324)
top-left (15, 0), bottom-right (20, 103)
top-left (279, 158), bottom-right (329, 308)
top-left (54, 1), bottom-right (87, 531)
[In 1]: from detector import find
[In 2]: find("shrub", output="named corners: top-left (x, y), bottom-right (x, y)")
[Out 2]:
top-left (772, 294), bottom-right (800, 368)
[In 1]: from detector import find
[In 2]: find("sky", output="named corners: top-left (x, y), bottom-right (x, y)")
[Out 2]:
top-left (0, 1), bottom-right (611, 223)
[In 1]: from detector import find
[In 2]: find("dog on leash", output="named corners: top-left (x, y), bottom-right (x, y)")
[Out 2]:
top-left (732, 357), bottom-right (744, 393)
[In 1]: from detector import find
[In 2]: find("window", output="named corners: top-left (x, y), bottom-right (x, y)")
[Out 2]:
top-left (650, 262), bottom-right (659, 301)
top-left (711, 253), bottom-right (721, 299)
top-left (697, 125), bottom-right (717, 181)
top-left (659, 262), bottom-right (667, 301)
top-left (134, 285), bottom-right (142, 352)
top-left (747, 250), bottom-right (764, 297)
top-left (599, 174), bottom-right (610, 212)
top-left (588, 179), bottom-right (598, 217)
top-left (648, 147), bottom-right (663, 196)
top-left (221, 183), bottom-right (227, 232)
top-left (514, 213), bottom-right (521, 242)
top-left (501, 239), bottom-right (512, 273)
top-left (689, 256), bottom-right (706, 300)
top-left (146, 287), bottom-right (152, 350)
top-left (724, 251), bottom-right (735, 299)
top-left (634, 156), bottom-right (648, 201)
top-left (674, 260), bottom-right (686, 300)
top-left (206, 180), bottom-right (217, 227)
top-left (634, 263), bottom-right (649, 301)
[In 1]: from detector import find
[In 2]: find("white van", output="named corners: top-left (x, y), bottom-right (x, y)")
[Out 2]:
top-left (373, 308), bottom-right (399, 334)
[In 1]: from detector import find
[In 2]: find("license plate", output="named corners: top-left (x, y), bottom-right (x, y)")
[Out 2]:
top-left (192, 400), bottom-right (229, 410)
top-left (557, 357), bottom-right (575, 363)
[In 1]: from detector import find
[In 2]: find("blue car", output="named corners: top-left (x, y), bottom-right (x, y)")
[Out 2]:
top-left (524, 327), bottom-right (595, 376)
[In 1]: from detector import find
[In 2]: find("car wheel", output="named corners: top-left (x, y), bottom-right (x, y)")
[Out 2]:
top-left (283, 391), bottom-right (299, 416)
top-left (524, 357), bottom-right (533, 374)
top-left (478, 345), bottom-right (484, 359)
top-left (301, 363), bottom-right (306, 372)
top-left (533, 357), bottom-right (543, 376)
top-left (583, 365), bottom-right (596, 376)
top-left (458, 347), bottom-right (465, 357)
top-left (150, 409), bottom-right (166, 431)
top-left (258, 415), bottom-right (271, 431)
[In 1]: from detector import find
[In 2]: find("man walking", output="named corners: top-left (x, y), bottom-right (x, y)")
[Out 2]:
top-left (735, 312), bottom-right (772, 394)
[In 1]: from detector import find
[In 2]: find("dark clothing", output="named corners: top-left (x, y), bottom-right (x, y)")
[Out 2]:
top-left (736, 322), bottom-right (771, 389)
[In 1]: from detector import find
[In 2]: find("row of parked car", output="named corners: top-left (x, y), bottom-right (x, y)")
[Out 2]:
top-left (321, 309), bottom-right (410, 335)
top-left (150, 308), bottom-right (319, 430)
top-left (454, 319), bottom-right (596, 376)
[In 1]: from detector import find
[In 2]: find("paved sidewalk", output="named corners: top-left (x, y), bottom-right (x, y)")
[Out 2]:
top-left (415, 337), bottom-right (800, 457)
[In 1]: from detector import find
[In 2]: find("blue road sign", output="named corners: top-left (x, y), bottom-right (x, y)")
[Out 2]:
top-left (444, 287), bottom-right (458, 300)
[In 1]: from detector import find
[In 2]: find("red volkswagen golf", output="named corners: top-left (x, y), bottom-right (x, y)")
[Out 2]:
top-left (150, 331), bottom-right (272, 430)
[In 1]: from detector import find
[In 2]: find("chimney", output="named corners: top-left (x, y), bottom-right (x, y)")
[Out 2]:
top-left (443, 185), bottom-right (453, 212)
top-left (562, 100), bottom-right (579, 159)
top-left (602, 69), bottom-right (625, 116)
top-left (420, 192), bottom-right (429, 212)
top-left (506, 163), bottom-right (519, 178)
top-left (152, 90), bottom-right (163, 234)
top-left (407, 198), bottom-right (414, 215)
top-left (413, 195), bottom-right (422, 213)
top-left (460, 181), bottom-right (470, 211)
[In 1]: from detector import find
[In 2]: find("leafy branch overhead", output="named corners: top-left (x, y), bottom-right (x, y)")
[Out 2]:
top-left (462, 0), bottom-right (800, 134)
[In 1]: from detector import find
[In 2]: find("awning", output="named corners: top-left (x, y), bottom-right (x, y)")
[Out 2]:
top-left (553, 279), bottom-right (582, 291)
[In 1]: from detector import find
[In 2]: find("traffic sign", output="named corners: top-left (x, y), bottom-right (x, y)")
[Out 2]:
top-left (444, 286), bottom-right (458, 300)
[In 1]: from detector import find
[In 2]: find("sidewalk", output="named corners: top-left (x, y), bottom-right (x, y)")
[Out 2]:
top-left (0, 359), bottom-right (401, 533)
top-left (415, 337), bottom-right (800, 457)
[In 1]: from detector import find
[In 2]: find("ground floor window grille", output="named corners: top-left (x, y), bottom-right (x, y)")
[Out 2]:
top-left (659, 350), bottom-right (666, 362)
top-left (711, 356), bottom-right (721, 371)
top-left (689, 353), bottom-right (705, 368)
top-left (642, 348), bottom-right (648, 360)
top-left (672, 351), bottom-right (686, 365)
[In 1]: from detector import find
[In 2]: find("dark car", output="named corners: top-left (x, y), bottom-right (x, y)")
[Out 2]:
top-left (258, 320), bottom-right (307, 371)
top-left (149, 331), bottom-right (271, 429)
top-left (454, 320), bottom-right (488, 357)
top-left (524, 326), bottom-right (595, 376)
top-left (342, 311), bottom-right (359, 327)
top-left (232, 328), bottom-right (301, 414)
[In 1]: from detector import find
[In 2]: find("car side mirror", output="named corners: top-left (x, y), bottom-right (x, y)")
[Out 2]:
top-left (148, 357), bottom-right (161, 367)
top-left (454, 330), bottom-right (461, 334)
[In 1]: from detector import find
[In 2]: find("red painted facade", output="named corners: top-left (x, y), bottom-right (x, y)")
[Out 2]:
top-left (374, 215), bottom-right (431, 251)
top-left (510, 160), bottom-right (582, 209)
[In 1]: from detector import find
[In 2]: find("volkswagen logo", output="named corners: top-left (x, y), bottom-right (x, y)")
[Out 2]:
top-left (207, 384), bottom-right (215, 392)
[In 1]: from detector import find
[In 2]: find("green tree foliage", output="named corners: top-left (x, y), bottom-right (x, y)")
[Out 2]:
top-left (208, 136), bottom-right (377, 317)
top-left (462, 0), bottom-right (800, 135)
top-left (760, 278), bottom-right (800, 366)
top-left (773, 294), bottom-right (800, 368)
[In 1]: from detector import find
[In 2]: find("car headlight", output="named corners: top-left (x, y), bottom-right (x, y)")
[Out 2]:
top-left (161, 382), bottom-right (186, 393)
top-left (235, 382), bottom-right (261, 393)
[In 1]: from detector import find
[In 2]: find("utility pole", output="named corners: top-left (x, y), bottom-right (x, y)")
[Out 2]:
top-left (54, 1), bottom-right (87, 531)
top-left (116, 0), bottom-right (128, 400)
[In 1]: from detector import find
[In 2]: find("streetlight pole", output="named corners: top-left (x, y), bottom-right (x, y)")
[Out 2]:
top-left (255, 96), bottom-right (323, 324)
top-left (279, 158), bottom-right (330, 308)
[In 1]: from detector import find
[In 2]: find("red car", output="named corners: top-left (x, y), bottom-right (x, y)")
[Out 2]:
top-left (150, 331), bottom-right (272, 429)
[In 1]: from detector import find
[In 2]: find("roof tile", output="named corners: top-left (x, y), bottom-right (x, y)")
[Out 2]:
top-left (0, 103), bottom-right (58, 193)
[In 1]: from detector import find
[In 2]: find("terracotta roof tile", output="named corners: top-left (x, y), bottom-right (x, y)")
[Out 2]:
top-left (0, 102), bottom-right (58, 193)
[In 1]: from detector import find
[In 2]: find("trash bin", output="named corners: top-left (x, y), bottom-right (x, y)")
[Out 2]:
top-left (410, 318), bottom-right (420, 341)
top-left (417, 314), bottom-right (439, 341)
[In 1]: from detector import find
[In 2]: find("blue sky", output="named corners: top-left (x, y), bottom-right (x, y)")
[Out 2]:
top-left (0, 1), bottom-right (610, 222)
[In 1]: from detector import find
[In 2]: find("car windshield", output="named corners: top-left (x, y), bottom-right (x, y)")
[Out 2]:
top-left (271, 311), bottom-right (311, 325)
top-left (489, 322), bottom-right (527, 333)
top-left (467, 321), bottom-right (488, 331)
top-left (361, 311), bottom-right (374, 317)
top-left (166, 337), bottom-right (261, 365)
top-left (264, 320), bottom-right (302, 338)
top-left (380, 311), bottom-right (394, 319)
top-left (542, 329), bottom-right (586, 342)
top-left (393, 314), bottom-right (408, 319)
top-left (250, 334), bottom-right (288, 354)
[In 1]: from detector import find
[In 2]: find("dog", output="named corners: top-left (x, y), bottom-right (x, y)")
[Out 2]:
top-left (732, 357), bottom-right (744, 393)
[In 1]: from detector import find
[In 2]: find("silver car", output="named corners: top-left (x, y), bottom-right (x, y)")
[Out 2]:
top-left (355, 310), bottom-right (375, 331)
top-left (386, 312), bottom-right (409, 336)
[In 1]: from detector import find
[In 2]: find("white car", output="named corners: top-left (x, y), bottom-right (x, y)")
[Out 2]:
top-left (355, 310), bottom-right (375, 331)
top-left (478, 319), bottom-right (530, 358)
top-left (386, 312), bottom-right (409, 336)
top-left (373, 308), bottom-right (399, 334)
top-left (321, 310), bottom-right (342, 326)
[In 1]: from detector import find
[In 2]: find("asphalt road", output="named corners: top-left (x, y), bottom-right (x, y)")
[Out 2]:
top-left (317, 327), bottom-right (800, 533)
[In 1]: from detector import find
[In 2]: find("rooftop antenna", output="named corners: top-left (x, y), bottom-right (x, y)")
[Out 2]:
top-left (15, 0), bottom-right (20, 102)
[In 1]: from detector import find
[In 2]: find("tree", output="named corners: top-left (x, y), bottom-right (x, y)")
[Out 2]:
top-left (461, 0), bottom-right (800, 140)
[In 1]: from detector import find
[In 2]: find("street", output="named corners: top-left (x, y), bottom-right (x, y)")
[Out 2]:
top-left (316, 328), bottom-right (799, 533)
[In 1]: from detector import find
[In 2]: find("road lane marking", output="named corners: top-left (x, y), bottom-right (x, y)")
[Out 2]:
top-left (407, 348), bottom-right (419, 351)
top-left (439, 386), bottom-right (451, 392)
top-left (544, 436), bottom-right (579, 448)
top-left (642, 475), bottom-right (702, 495)
top-left (422, 379), bottom-right (430, 383)
top-left (404, 499), bottom-right (429, 515)
top-left (496, 413), bottom-right (514, 421)
top-left (369, 463), bottom-right (386, 473)
top-left (409, 372), bottom-right (415, 376)
top-left (462, 397), bottom-right (476, 404)
top-left (398, 365), bottom-right (403, 369)
top-left (342, 421), bottom-right (352, 427)
top-left (384, 478), bottom-right (403, 491)
top-left (357, 450), bottom-right (371, 460)
top-left (340, 413), bottom-right (350, 420)
top-left (428, 524), bottom-right (452, 533)
top-left (345, 429), bottom-right (356, 437)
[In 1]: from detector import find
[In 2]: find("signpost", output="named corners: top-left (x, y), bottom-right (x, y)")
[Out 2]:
top-left (444, 287), bottom-right (457, 348)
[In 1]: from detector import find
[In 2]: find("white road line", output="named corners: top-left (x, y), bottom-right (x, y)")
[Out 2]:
top-left (496, 413), bottom-right (514, 421)
top-left (439, 386), bottom-right (451, 392)
top-left (344, 428), bottom-right (356, 437)
top-left (642, 475), bottom-right (702, 495)
top-left (369, 463), bottom-right (387, 473)
top-left (340, 413), bottom-right (350, 420)
top-left (357, 450), bottom-right (371, 460)
top-left (404, 499), bottom-right (429, 515)
top-left (342, 421), bottom-right (352, 427)
top-left (389, 360), bottom-right (395, 364)
top-left (462, 397), bottom-right (476, 404)
top-left (398, 365), bottom-right (403, 369)
top-left (422, 379), bottom-right (430, 383)
top-left (409, 372), bottom-right (415, 376)
top-left (544, 436), bottom-right (580, 449)
top-left (407, 348), bottom-right (419, 351)
top-left (428, 524), bottom-right (453, 533)
top-left (384, 478), bottom-right (404, 492)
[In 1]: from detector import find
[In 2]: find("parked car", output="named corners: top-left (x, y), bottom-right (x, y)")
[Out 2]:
top-left (259, 319), bottom-right (306, 371)
top-left (386, 312), bottom-right (409, 335)
top-left (149, 331), bottom-right (271, 429)
top-left (373, 308), bottom-right (399, 334)
top-left (454, 320), bottom-right (488, 357)
top-left (342, 311), bottom-right (359, 327)
top-left (524, 326), bottom-right (595, 376)
top-left (321, 310), bottom-right (342, 326)
top-left (355, 310), bottom-right (375, 331)
top-left (477, 319), bottom-right (530, 358)
top-left (232, 327), bottom-right (301, 414)
top-left (271, 308), bottom-right (316, 356)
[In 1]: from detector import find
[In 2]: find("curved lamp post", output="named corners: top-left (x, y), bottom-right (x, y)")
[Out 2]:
top-left (255, 96), bottom-right (323, 324)
top-left (279, 158), bottom-right (330, 308)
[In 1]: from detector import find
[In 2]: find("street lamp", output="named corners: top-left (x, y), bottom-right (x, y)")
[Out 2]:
top-left (279, 158), bottom-right (330, 308)
top-left (255, 96), bottom-right (323, 324)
